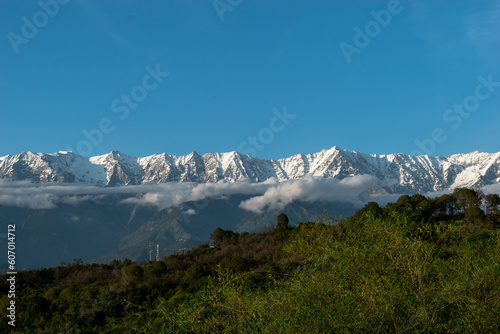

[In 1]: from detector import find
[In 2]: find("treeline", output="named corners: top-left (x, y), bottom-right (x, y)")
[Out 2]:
top-left (352, 187), bottom-right (499, 222)
top-left (1, 189), bottom-right (499, 333)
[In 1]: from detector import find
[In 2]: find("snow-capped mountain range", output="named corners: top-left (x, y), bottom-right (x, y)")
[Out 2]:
top-left (1, 146), bottom-right (499, 194)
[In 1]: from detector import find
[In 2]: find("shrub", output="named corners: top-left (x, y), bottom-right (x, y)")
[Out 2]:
top-left (121, 264), bottom-right (144, 282)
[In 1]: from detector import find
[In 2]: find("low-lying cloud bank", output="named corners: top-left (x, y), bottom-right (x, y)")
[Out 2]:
top-left (1, 176), bottom-right (499, 213)
top-left (238, 175), bottom-right (381, 213)
top-left (0, 179), bottom-right (273, 210)
top-left (0, 176), bottom-right (380, 212)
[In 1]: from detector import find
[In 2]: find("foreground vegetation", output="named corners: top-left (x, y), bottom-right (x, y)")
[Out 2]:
top-left (1, 188), bottom-right (500, 333)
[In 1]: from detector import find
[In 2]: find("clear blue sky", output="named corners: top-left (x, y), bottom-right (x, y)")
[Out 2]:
top-left (1, 0), bottom-right (499, 159)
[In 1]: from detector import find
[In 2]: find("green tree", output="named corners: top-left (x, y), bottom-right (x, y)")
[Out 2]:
top-left (210, 227), bottom-right (224, 247)
top-left (210, 227), bottom-right (239, 248)
top-left (485, 193), bottom-right (500, 214)
top-left (150, 261), bottom-right (167, 277)
top-left (350, 201), bottom-right (383, 222)
top-left (363, 201), bottom-right (383, 218)
top-left (121, 264), bottom-right (144, 282)
top-left (219, 256), bottom-right (249, 273)
top-left (435, 194), bottom-right (457, 216)
top-left (24, 291), bottom-right (51, 325)
top-left (277, 213), bottom-right (289, 231)
top-left (181, 264), bottom-right (206, 283)
top-left (453, 188), bottom-right (482, 212)
top-left (464, 206), bottom-right (485, 223)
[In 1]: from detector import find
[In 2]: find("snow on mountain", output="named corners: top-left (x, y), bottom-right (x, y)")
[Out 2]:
top-left (447, 151), bottom-right (500, 188)
top-left (1, 147), bottom-right (499, 194)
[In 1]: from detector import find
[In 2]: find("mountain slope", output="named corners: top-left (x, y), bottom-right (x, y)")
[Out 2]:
top-left (1, 147), bottom-right (500, 193)
top-left (94, 195), bottom-right (357, 264)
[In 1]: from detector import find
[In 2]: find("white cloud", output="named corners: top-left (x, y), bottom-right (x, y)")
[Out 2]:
top-left (0, 176), bottom-right (380, 212)
top-left (0, 179), bottom-right (269, 210)
top-left (184, 208), bottom-right (196, 215)
top-left (481, 182), bottom-right (500, 195)
top-left (120, 179), bottom-right (272, 210)
top-left (239, 175), bottom-right (381, 213)
top-left (3, 176), bottom-right (496, 213)
top-left (0, 193), bottom-right (56, 209)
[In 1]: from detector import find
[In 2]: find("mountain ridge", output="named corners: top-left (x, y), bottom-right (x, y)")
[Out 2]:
top-left (1, 146), bottom-right (500, 193)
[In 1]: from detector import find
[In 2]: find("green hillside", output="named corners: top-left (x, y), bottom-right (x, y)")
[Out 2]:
top-left (1, 188), bottom-right (499, 333)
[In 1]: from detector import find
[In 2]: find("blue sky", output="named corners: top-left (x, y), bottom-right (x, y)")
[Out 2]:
top-left (1, 0), bottom-right (499, 159)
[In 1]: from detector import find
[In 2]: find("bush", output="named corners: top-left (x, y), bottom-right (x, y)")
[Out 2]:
top-left (121, 264), bottom-right (144, 282)
top-left (464, 206), bottom-right (485, 223)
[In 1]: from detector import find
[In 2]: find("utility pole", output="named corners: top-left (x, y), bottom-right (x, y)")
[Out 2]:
top-left (149, 243), bottom-right (152, 262)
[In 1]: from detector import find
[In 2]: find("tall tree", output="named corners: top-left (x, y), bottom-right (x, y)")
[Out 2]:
top-left (277, 213), bottom-right (289, 231)
top-left (452, 188), bottom-right (482, 212)
top-left (485, 193), bottom-right (500, 214)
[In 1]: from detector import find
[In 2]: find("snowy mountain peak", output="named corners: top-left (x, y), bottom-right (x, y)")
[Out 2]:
top-left (1, 147), bottom-right (499, 194)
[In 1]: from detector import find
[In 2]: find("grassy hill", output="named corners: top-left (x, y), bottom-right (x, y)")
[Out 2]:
top-left (1, 188), bottom-right (499, 333)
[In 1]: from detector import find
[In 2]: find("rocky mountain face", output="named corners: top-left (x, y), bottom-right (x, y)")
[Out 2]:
top-left (1, 147), bottom-right (500, 193)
